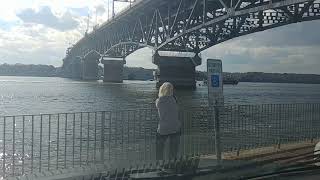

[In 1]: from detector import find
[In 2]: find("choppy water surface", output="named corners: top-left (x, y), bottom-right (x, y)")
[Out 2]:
top-left (0, 76), bottom-right (320, 178)
top-left (0, 76), bottom-right (320, 115)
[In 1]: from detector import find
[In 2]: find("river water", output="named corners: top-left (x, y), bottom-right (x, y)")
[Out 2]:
top-left (0, 76), bottom-right (320, 116)
top-left (1, 76), bottom-right (320, 177)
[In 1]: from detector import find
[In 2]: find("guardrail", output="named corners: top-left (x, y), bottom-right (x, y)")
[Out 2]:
top-left (1, 103), bottom-right (320, 178)
top-left (220, 104), bottom-right (320, 152)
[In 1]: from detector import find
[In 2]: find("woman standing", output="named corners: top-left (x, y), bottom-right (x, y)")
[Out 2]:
top-left (155, 82), bottom-right (181, 160)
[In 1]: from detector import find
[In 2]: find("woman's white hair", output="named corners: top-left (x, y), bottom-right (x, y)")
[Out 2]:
top-left (158, 82), bottom-right (174, 97)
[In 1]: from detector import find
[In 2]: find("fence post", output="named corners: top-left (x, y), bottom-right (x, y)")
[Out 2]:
top-left (101, 112), bottom-right (106, 163)
top-left (214, 106), bottom-right (222, 165)
top-left (3, 117), bottom-right (6, 177)
top-left (310, 104), bottom-right (314, 143)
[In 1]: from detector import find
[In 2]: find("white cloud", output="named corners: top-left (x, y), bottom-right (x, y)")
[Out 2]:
top-left (0, 0), bottom-right (128, 67)
top-left (17, 6), bottom-right (79, 31)
top-left (0, 0), bottom-right (319, 75)
top-left (126, 48), bottom-right (156, 69)
top-left (194, 21), bottom-right (320, 74)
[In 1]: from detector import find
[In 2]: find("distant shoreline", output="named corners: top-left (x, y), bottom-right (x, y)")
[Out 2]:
top-left (0, 74), bottom-right (56, 78)
top-left (0, 63), bottom-right (320, 84)
top-left (1, 75), bottom-right (320, 85)
top-left (197, 71), bottom-right (320, 85)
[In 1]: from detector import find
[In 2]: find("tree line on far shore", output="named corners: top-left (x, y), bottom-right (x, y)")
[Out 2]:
top-left (196, 71), bottom-right (320, 84)
top-left (0, 63), bottom-right (59, 77)
top-left (0, 63), bottom-right (320, 84)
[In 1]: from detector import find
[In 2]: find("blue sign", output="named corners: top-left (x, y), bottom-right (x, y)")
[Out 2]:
top-left (211, 75), bottom-right (220, 87)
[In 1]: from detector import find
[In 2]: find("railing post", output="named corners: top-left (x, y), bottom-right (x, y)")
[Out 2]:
top-left (64, 113), bottom-right (68, 169)
top-left (22, 116), bottom-right (25, 174)
top-left (39, 115), bottom-right (43, 173)
top-left (48, 114), bottom-right (51, 171)
top-left (56, 114), bottom-right (60, 169)
top-left (31, 115), bottom-right (34, 172)
top-left (101, 112), bottom-right (106, 163)
top-left (277, 104), bottom-right (281, 149)
top-left (72, 113), bottom-right (75, 168)
top-left (310, 104), bottom-right (314, 143)
top-left (12, 116), bottom-right (16, 176)
top-left (3, 117), bottom-right (6, 177)
top-left (94, 112), bottom-right (97, 163)
top-left (214, 106), bottom-right (222, 166)
top-left (87, 113), bottom-right (90, 165)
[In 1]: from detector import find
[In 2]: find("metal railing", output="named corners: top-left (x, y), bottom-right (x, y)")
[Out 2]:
top-left (219, 104), bottom-right (320, 152)
top-left (1, 103), bottom-right (320, 178)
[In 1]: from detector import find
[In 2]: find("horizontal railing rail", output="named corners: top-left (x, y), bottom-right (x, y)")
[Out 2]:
top-left (1, 103), bottom-right (319, 178)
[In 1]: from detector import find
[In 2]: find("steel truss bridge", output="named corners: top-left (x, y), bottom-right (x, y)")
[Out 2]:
top-left (62, 0), bottom-right (320, 87)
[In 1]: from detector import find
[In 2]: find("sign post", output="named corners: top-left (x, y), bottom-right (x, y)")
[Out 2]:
top-left (207, 59), bottom-right (224, 106)
top-left (207, 59), bottom-right (223, 165)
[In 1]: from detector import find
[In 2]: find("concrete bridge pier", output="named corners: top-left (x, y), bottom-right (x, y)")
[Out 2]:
top-left (101, 57), bottom-right (126, 82)
top-left (70, 58), bottom-right (82, 79)
top-left (82, 53), bottom-right (100, 80)
top-left (152, 52), bottom-right (202, 89)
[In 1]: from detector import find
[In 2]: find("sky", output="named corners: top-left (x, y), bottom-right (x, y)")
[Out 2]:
top-left (0, 0), bottom-right (319, 74)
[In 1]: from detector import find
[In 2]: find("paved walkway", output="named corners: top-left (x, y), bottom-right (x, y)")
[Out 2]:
top-left (8, 140), bottom-right (319, 180)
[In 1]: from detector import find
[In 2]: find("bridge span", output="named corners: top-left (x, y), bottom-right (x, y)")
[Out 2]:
top-left (62, 0), bottom-right (320, 88)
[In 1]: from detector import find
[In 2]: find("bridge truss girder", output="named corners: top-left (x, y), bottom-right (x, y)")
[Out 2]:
top-left (67, 0), bottom-right (320, 59)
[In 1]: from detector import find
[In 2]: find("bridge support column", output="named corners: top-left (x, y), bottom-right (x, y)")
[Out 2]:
top-left (82, 54), bottom-right (100, 80)
top-left (101, 57), bottom-right (126, 83)
top-left (153, 52), bottom-right (201, 89)
top-left (70, 58), bottom-right (82, 79)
